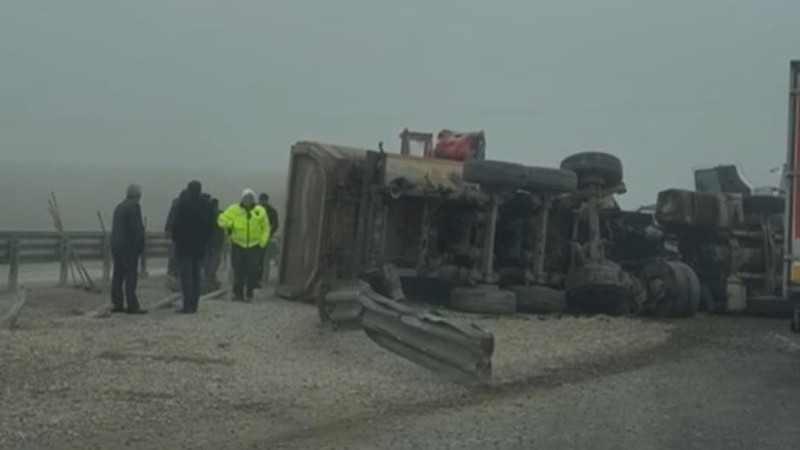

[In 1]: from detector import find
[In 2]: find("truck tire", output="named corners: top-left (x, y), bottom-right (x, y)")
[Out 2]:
top-left (463, 160), bottom-right (531, 191)
top-left (565, 259), bottom-right (631, 316)
top-left (560, 152), bottom-right (623, 188)
top-left (526, 166), bottom-right (578, 194)
top-left (672, 261), bottom-right (700, 316)
top-left (450, 285), bottom-right (517, 315)
top-left (742, 195), bottom-right (784, 216)
top-left (511, 285), bottom-right (567, 314)
top-left (640, 258), bottom-right (697, 318)
top-left (463, 160), bottom-right (577, 193)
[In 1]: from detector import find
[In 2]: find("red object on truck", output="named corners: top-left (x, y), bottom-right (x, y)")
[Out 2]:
top-left (433, 130), bottom-right (486, 161)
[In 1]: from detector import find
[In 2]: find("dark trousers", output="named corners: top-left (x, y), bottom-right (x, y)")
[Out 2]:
top-left (111, 253), bottom-right (140, 311)
top-left (167, 244), bottom-right (180, 278)
top-left (231, 245), bottom-right (262, 300)
top-left (179, 257), bottom-right (202, 311)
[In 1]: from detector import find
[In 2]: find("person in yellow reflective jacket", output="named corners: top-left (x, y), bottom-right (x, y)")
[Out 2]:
top-left (217, 188), bottom-right (270, 301)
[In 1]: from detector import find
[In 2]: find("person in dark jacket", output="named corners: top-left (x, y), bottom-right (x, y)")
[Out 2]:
top-left (257, 192), bottom-right (280, 287)
top-left (165, 189), bottom-right (187, 281)
top-left (110, 184), bottom-right (147, 314)
top-left (171, 181), bottom-right (214, 313)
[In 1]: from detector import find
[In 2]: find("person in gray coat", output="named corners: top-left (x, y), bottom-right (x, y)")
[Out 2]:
top-left (110, 184), bottom-right (146, 314)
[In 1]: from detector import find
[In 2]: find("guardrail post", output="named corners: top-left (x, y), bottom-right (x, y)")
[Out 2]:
top-left (59, 236), bottom-right (69, 287)
top-left (101, 233), bottom-right (111, 282)
top-left (7, 238), bottom-right (20, 293)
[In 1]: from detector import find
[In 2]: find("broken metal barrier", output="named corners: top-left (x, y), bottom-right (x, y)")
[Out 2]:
top-left (320, 280), bottom-right (495, 384)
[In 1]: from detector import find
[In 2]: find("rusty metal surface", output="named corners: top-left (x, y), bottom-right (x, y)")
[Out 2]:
top-left (656, 189), bottom-right (730, 229)
top-left (358, 282), bottom-right (494, 384)
top-left (278, 141), bottom-right (490, 303)
top-left (381, 153), bottom-right (486, 201)
top-left (277, 142), bottom-right (368, 302)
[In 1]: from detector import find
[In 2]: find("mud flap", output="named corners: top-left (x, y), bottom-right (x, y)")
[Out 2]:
top-left (358, 283), bottom-right (494, 384)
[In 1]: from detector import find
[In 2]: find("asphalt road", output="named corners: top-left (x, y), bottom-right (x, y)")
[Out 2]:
top-left (268, 316), bottom-right (800, 450)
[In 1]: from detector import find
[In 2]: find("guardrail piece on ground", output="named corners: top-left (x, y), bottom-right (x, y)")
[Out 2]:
top-left (358, 282), bottom-right (495, 384)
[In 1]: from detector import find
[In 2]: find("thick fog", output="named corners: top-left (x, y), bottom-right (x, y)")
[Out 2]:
top-left (2, 0), bottom-right (799, 229)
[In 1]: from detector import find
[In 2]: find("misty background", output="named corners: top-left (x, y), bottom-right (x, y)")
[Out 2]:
top-left (1, 0), bottom-right (799, 230)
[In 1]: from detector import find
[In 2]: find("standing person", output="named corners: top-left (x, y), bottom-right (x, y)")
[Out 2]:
top-left (257, 193), bottom-right (280, 286)
top-left (218, 189), bottom-right (270, 301)
top-left (171, 181), bottom-right (214, 313)
top-left (110, 184), bottom-right (147, 314)
top-left (203, 197), bottom-right (225, 290)
top-left (164, 189), bottom-right (186, 285)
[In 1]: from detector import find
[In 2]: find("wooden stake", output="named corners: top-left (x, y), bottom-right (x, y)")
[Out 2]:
top-left (1, 287), bottom-right (28, 330)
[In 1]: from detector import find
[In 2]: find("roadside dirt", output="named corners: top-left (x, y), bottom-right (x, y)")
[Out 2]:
top-left (0, 279), bottom-right (673, 449)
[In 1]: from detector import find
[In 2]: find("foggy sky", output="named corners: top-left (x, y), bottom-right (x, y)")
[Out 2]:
top-left (2, 0), bottom-right (800, 210)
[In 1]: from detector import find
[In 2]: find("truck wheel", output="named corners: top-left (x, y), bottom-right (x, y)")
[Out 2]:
top-left (526, 167), bottom-right (578, 194)
top-left (640, 258), bottom-right (697, 318)
top-left (565, 259), bottom-right (631, 316)
top-left (463, 160), bottom-right (531, 191)
top-left (450, 285), bottom-right (517, 315)
top-left (463, 160), bottom-right (577, 193)
top-left (560, 152), bottom-right (623, 188)
top-left (742, 195), bottom-right (784, 216)
top-left (512, 285), bottom-right (567, 314)
top-left (672, 261), bottom-right (700, 316)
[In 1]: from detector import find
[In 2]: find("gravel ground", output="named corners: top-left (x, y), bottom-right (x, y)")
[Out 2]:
top-left (0, 279), bottom-right (672, 449)
top-left (271, 317), bottom-right (800, 450)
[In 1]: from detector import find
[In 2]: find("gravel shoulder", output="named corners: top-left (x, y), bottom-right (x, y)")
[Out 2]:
top-left (1, 279), bottom-right (672, 449)
top-left (273, 317), bottom-right (800, 450)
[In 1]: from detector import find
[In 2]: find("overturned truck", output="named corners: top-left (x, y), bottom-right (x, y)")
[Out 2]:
top-left (275, 133), bottom-right (730, 312)
top-left (275, 132), bottom-right (776, 381)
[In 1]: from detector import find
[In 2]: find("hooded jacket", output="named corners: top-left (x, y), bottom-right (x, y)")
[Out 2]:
top-left (217, 192), bottom-right (270, 249)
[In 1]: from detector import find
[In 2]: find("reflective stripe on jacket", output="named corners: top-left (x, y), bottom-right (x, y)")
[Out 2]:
top-left (217, 203), bottom-right (270, 249)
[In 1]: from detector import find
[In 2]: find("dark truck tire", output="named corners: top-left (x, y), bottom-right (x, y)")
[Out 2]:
top-left (565, 259), bottom-right (631, 316)
top-left (742, 195), bottom-right (784, 216)
top-left (450, 285), bottom-right (517, 315)
top-left (672, 261), bottom-right (700, 316)
top-left (463, 160), bottom-right (530, 191)
top-left (526, 166), bottom-right (577, 193)
top-left (463, 160), bottom-right (577, 193)
top-left (511, 285), bottom-right (567, 314)
top-left (640, 259), bottom-right (699, 318)
top-left (560, 152), bottom-right (623, 188)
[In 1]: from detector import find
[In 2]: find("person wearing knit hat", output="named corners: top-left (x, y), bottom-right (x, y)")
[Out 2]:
top-left (217, 188), bottom-right (271, 301)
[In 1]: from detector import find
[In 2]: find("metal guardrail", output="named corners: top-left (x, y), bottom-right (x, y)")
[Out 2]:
top-left (0, 231), bottom-right (170, 291)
